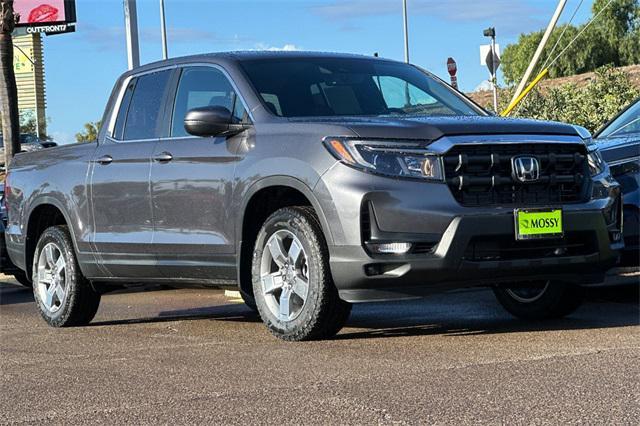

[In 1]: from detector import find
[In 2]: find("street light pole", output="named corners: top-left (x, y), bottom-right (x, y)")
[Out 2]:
top-left (159, 0), bottom-right (168, 60)
top-left (483, 27), bottom-right (499, 112)
top-left (402, 0), bottom-right (409, 63)
top-left (491, 34), bottom-right (498, 112)
top-left (123, 0), bottom-right (140, 70)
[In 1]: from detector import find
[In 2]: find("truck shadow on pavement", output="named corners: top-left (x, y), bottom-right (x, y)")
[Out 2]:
top-left (2, 282), bottom-right (638, 339)
top-left (91, 304), bottom-right (262, 327)
top-left (0, 283), bottom-right (33, 306)
top-left (334, 286), bottom-right (640, 340)
top-left (90, 285), bottom-right (639, 339)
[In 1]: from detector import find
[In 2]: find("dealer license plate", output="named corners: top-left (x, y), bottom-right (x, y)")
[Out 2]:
top-left (514, 209), bottom-right (563, 240)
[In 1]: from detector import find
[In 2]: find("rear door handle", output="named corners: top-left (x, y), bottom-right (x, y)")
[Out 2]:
top-left (153, 152), bottom-right (173, 163)
top-left (94, 155), bottom-right (113, 165)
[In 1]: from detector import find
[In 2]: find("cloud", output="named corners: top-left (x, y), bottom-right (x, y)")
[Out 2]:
top-left (254, 43), bottom-right (301, 51)
top-left (311, 0), bottom-right (546, 35)
top-left (80, 23), bottom-right (250, 50)
top-left (80, 24), bottom-right (123, 50)
top-left (473, 80), bottom-right (494, 92)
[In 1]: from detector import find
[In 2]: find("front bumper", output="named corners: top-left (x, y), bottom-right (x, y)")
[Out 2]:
top-left (316, 163), bottom-right (622, 303)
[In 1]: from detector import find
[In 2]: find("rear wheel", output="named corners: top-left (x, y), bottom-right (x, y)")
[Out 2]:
top-left (252, 206), bottom-right (351, 341)
top-left (493, 280), bottom-right (584, 320)
top-left (32, 226), bottom-right (101, 327)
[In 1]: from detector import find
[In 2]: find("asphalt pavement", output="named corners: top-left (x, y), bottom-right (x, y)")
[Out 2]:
top-left (1, 276), bottom-right (638, 424)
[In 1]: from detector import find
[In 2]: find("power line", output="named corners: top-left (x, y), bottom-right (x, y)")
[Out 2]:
top-left (546, 0), bottom-right (615, 70)
top-left (541, 0), bottom-right (585, 71)
top-left (509, 0), bottom-right (616, 115)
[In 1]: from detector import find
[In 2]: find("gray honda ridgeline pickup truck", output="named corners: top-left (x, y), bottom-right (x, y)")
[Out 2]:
top-left (3, 52), bottom-right (622, 341)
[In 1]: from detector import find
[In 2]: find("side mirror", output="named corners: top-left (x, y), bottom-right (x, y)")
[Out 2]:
top-left (184, 106), bottom-right (245, 137)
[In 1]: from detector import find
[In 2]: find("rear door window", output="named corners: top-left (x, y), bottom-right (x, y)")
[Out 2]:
top-left (122, 70), bottom-right (172, 141)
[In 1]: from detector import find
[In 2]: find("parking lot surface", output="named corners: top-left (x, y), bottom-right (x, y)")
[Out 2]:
top-left (1, 276), bottom-right (639, 424)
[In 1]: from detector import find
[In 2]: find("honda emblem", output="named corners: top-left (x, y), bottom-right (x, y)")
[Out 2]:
top-left (512, 156), bottom-right (540, 183)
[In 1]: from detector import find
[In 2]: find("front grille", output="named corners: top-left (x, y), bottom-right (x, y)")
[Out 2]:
top-left (443, 143), bottom-right (590, 206)
top-left (463, 232), bottom-right (598, 262)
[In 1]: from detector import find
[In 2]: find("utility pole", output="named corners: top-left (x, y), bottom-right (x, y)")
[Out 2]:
top-left (159, 0), bottom-right (168, 60)
top-left (510, 0), bottom-right (566, 105)
top-left (490, 31), bottom-right (498, 112)
top-left (123, 0), bottom-right (140, 70)
top-left (0, 0), bottom-right (20, 168)
top-left (402, 0), bottom-right (409, 63)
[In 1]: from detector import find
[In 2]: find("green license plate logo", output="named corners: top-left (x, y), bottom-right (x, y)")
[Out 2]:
top-left (515, 209), bottom-right (563, 239)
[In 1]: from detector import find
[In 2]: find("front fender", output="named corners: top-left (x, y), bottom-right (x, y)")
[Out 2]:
top-left (236, 175), bottom-right (334, 247)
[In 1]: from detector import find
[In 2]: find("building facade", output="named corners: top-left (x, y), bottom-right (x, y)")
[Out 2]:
top-left (13, 33), bottom-right (46, 138)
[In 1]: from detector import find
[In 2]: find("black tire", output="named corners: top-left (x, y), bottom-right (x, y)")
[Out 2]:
top-left (32, 225), bottom-right (101, 327)
top-left (13, 271), bottom-right (32, 288)
top-left (240, 291), bottom-right (258, 313)
top-left (493, 280), bottom-right (584, 320)
top-left (252, 206), bottom-right (351, 341)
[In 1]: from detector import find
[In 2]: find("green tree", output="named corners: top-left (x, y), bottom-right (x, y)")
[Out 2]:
top-left (75, 121), bottom-right (101, 143)
top-left (0, 110), bottom-right (49, 138)
top-left (501, 0), bottom-right (640, 84)
top-left (592, 0), bottom-right (640, 64)
top-left (18, 110), bottom-right (36, 134)
top-left (496, 66), bottom-right (640, 133)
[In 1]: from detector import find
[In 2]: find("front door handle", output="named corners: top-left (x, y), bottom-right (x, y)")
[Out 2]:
top-left (153, 152), bottom-right (173, 163)
top-left (94, 155), bottom-right (113, 165)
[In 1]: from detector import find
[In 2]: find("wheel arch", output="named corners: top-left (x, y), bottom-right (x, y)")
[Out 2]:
top-left (24, 197), bottom-right (79, 280)
top-left (236, 176), bottom-right (333, 300)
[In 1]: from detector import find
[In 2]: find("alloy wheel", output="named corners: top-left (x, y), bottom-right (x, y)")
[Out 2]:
top-left (36, 243), bottom-right (68, 313)
top-left (259, 230), bottom-right (310, 322)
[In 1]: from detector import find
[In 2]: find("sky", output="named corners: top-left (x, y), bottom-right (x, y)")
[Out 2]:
top-left (36, 0), bottom-right (596, 144)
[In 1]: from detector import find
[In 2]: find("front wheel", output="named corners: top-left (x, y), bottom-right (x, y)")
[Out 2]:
top-left (252, 207), bottom-right (351, 341)
top-left (32, 226), bottom-right (101, 327)
top-left (493, 280), bottom-right (584, 320)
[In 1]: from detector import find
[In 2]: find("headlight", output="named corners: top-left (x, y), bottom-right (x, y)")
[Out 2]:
top-left (323, 138), bottom-right (443, 181)
top-left (587, 150), bottom-right (606, 176)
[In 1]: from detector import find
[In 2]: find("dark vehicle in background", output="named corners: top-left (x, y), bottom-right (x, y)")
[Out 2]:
top-left (1, 52), bottom-right (623, 341)
top-left (0, 134), bottom-right (57, 167)
top-left (595, 98), bottom-right (640, 267)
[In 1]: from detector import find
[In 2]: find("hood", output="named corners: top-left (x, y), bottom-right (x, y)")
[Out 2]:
top-left (288, 115), bottom-right (580, 140)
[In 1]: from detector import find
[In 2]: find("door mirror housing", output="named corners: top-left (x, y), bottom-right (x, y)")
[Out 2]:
top-left (184, 106), bottom-right (247, 137)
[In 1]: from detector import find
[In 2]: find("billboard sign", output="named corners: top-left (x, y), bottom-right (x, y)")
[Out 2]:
top-left (14, 0), bottom-right (76, 35)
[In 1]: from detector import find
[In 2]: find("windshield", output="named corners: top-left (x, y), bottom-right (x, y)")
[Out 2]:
top-left (598, 100), bottom-right (640, 139)
top-left (240, 57), bottom-right (483, 118)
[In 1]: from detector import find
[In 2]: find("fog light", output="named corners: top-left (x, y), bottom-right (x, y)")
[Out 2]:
top-left (367, 242), bottom-right (412, 254)
top-left (364, 264), bottom-right (383, 276)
